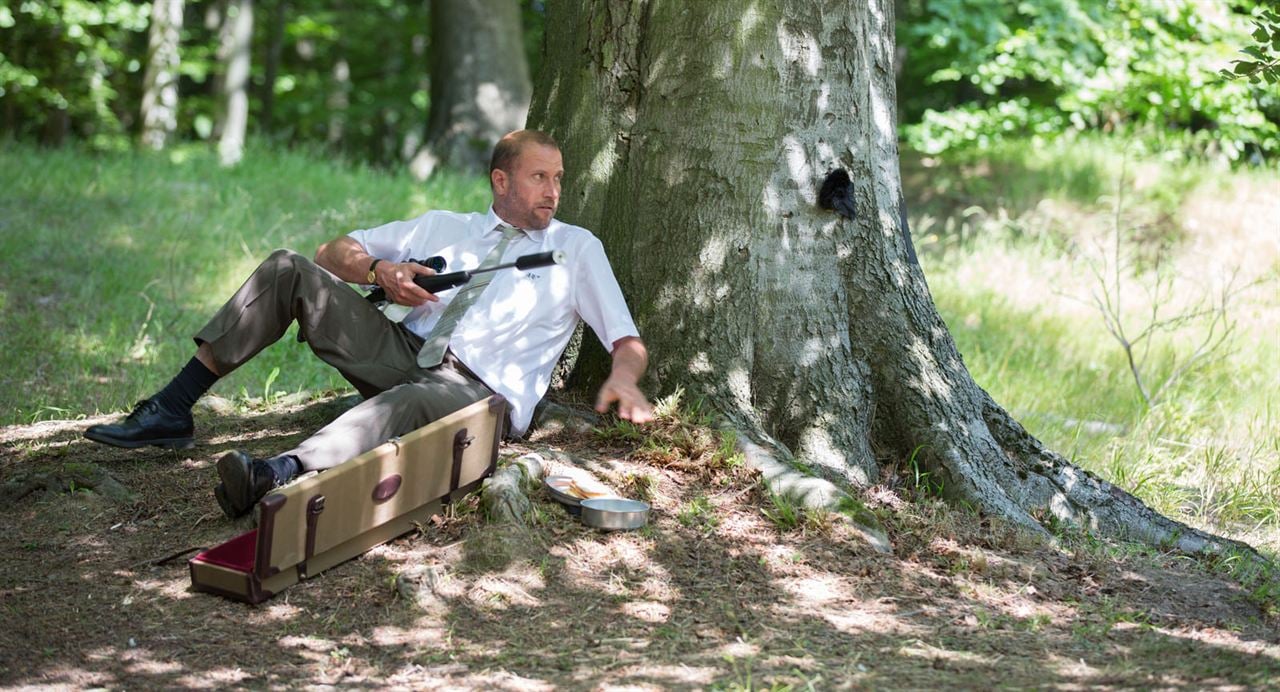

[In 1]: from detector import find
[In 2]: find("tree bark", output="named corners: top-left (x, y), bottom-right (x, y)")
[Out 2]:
top-left (141, 0), bottom-right (185, 150)
top-left (528, 0), bottom-right (1265, 564)
top-left (259, 0), bottom-right (287, 132)
top-left (216, 0), bottom-right (253, 166)
top-left (411, 0), bottom-right (531, 178)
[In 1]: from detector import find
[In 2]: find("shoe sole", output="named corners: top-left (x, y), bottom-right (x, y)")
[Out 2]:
top-left (215, 452), bottom-right (254, 518)
top-left (213, 483), bottom-right (246, 520)
top-left (84, 430), bottom-right (195, 450)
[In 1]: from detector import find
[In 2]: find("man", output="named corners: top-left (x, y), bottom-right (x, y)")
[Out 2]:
top-left (85, 129), bottom-right (653, 518)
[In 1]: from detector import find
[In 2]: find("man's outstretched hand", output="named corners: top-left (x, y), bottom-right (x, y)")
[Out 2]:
top-left (596, 336), bottom-right (654, 424)
top-left (595, 375), bottom-right (654, 424)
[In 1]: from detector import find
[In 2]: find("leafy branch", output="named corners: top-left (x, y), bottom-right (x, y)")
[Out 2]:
top-left (1220, 7), bottom-right (1280, 84)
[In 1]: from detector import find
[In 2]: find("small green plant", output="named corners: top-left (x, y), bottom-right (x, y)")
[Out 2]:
top-left (905, 444), bottom-right (944, 497)
top-left (1205, 548), bottom-right (1280, 617)
top-left (973, 608), bottom-right (1052, 632)
top-left (593, 419), bottom-right (646, 444)
top-left (262, 366), bottom-right (281, 403)
top-left (677, 495), bottom-right (718, 532)
top-left (620, 471), bottom-right (657, 502)
top-left (762, 492), bottom-right (802, 532)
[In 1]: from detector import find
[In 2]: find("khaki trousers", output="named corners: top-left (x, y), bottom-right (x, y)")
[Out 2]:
top-left (193, 249), bottom-right (493, 471)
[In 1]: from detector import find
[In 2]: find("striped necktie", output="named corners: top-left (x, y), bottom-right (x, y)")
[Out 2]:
top-left (416, 224), bottom-right (522, 368)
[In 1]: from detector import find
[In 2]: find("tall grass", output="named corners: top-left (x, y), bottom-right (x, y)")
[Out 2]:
top-left (0, 142), bottom-right (489, 423)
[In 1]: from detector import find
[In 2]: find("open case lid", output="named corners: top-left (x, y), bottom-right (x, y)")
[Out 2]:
top-left (251, 395), bottom-right (506, 580)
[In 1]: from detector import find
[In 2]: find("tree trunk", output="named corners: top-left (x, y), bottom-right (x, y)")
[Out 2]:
top-left (140, 0), bottom-right (185, 150)
top-left (326, 5), bottom-right (350, 150)
top-left (411, 0), bottom-right (531, 178)
top-left (528, 0), bottom-right (1264, 563)
top-left (259, 0), bottom-right (287, 133)
top-left (216, 0), bottom-right (253, 166)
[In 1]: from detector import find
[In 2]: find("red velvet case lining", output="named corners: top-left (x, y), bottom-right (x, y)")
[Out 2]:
top-left (191, 529), bottom-right (257, 573)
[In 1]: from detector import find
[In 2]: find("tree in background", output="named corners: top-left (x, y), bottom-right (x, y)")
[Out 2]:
top-left (213, 0), bottom-right (253, 165)
top-left (0, 0), bottom-right (149, 146)
top-left (411, 0), bottom-right (531, 178)
top-left (531, 0), bottom-right (1265, 563)
top-left (257, 0), bottom-right (287, 131)
top-left (140, 0), bottom-right (185, 150)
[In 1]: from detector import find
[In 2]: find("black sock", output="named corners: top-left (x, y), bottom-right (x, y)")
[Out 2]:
top-left (266, 455), bottom-right (302, 484)
top-left (153, 358), bottom-right (219, 413)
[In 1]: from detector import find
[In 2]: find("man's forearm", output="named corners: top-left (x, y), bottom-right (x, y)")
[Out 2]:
top-left (609, 336), bottom-right (648, 384)
top-left (596, 336), bottom-right (653, 422)
top-left (315, 235), bottom-right (376, 283)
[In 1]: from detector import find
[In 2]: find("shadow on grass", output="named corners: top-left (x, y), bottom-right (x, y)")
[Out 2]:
top-left (0, 399), bottom-right (1277, 688)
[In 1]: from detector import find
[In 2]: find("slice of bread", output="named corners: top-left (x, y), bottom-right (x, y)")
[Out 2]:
top-left (568, 479), bottom-right (611, 499)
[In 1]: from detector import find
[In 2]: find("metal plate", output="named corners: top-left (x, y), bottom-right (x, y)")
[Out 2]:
top-left (544, 475), bottom-right (583, 507)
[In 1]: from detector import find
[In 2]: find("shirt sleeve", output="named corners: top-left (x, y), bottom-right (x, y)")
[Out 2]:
top-left (572, 236), bottom-right (640, 352)
top-left (347, 216), bottom-right (423, 264)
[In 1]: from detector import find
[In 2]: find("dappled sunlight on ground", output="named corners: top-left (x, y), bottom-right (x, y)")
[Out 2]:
top-left (1, 401), bottom-right (1278, 688)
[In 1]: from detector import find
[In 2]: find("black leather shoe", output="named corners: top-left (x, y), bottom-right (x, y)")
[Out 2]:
top-left (84, 398), bottom-right (194, 449)
top-left (214, 450), bottom-right (278, 519)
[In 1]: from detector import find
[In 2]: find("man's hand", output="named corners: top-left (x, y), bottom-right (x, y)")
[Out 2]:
top-left (374, 261), bottom-right (440, 307)
top-left (595, 336), bottom-right (653, 424)
top-left (596, 375), bottom-right (654, 424)
top-left (315, 235), bottom-right (441, 306)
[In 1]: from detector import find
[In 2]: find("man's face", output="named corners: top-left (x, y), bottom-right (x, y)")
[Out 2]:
top-left (492, 144), bottom-right (563, 230)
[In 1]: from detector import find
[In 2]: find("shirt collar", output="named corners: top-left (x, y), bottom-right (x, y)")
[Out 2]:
top-left (485, 207), bottom-right (550, 241)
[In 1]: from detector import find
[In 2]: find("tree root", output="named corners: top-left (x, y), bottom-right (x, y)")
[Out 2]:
top-left (0, 462), bottom-right (136, 505)
top-left (480, 453), bottom-right (546, 524)
top-left (979, 395), bottom-right (1273, 572)
top-left (725, 421), bottom-right (891, 554)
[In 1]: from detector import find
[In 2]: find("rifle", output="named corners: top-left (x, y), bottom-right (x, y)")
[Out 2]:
top-left (365, 251), bottom-right (565, 305)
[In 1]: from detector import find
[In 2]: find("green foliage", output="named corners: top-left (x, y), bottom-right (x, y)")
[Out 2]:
top-left (598, 386), bottom-right (747, 475)
top-left (1220, 4), bottom-right (1280, 83)
top-left (0, 0), bottom-right (150, 146)
top-left (899, 0), bottom-right (1280, 162)
top-left (760, 492), bottom-right (836, 534)
top-left (761, 492), bottom-right (803, 531)
top-left (245, 0), bottom-right (433, 163)
top-left (0, 0), bottom-right (547, 166)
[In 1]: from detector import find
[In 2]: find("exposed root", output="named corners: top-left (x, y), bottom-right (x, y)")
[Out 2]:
top-left (979, 393), bottom-right (1273, 571)
top-left (724, 420), bottom-right (891, 554)
top-left (480, 453), bottom-right (546, 524)
top-left (0, 462), bottom-right (136, 505)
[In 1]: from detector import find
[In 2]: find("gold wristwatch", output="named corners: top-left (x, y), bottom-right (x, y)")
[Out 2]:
top-left (366, 258), bottom-right (382, 284)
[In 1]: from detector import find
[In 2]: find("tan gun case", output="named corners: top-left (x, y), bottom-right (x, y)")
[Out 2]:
top-left (189, 395), bottom-right (505, 603)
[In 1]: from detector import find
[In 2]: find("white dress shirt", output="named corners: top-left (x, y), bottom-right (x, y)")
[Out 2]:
top-left (348, 207), bottom-right (639, 435)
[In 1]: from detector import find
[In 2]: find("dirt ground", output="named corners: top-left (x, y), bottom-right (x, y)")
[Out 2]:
top-left (1, 396), bottom-right (1277, 690)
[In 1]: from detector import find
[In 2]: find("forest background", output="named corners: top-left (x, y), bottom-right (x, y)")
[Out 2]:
top-left (1, 0), bottom-right (1279, 687)
top-left (3, 0), bottom-right (1279, 548)
top-left (4, 0), bottom-right (1276, 549)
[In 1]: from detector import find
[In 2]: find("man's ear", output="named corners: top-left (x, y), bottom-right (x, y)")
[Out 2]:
top-left (491, 168), bottom-right (508, 195)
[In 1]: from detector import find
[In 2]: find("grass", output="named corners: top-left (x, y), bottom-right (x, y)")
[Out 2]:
top-left (0, 141), bottom-right (490, 424)
top-left (908, 133), bottom-right (1280, 554)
